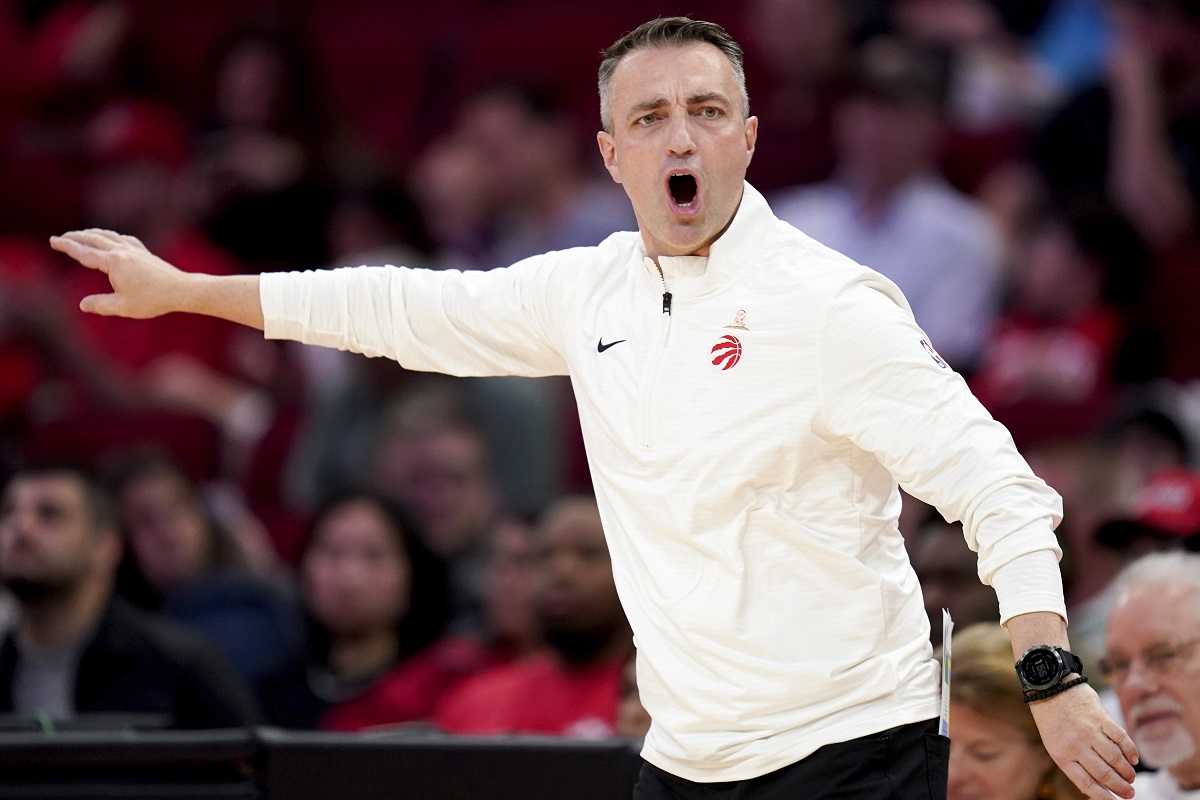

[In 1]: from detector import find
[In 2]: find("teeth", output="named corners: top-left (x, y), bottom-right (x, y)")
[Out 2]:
top-left (678, 202), bottom-right (692, 208)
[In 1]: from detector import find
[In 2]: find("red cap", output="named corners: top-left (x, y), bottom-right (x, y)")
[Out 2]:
top-left (1096, 468), bottom-right (1200, 547)
top-left (85, 99), bottom-right (190, 170)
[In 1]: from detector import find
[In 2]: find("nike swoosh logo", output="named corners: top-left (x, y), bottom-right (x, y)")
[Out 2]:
top-left (597, 338), bottom-right (627, 353)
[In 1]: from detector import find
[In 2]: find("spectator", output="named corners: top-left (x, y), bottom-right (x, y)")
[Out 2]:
top-left (1034, 0), bottom-right (1200, 250)
top-left (261, 491), bottom-right (451, 729)
top-left (453, 82), bottom-right (636, 270)
top-left (945, 623), bottom-right (1084, 800)
top-left (194, 25), bottom-right (333, 272)
top-left (616, 652), bottom-right (651, 739)
top-left (367, 389), bottom-right (503, 628)
top-left (61, 98), bottom-right (281, 467)
top-left (0, 463), bottom-right (257, 727)
top-left (460, 513), bottom-right (542, 664)
top-left (969, 198), bottom-right (1150, 449)
top-left (0, 0), bottom-right (130, 235)
top-left (1032, 0), bottom-right (1200, 378)
top-left (320, 514), bottom-right (540, 731)
top-left (773, 35), bottom-right (1003, 370)
top-left (436, 496), bottom-right (632, 738)
top-left (1072, 467), bottom-right (1200, 683)
top-left (1101, 551), bottom-right (1200, 796)
top-left (908, 519), bottom-right (1000, 647)
top-left (742, 0), bottom-right (856, 193)
top-left (105, 450), bottom-right (304, 693)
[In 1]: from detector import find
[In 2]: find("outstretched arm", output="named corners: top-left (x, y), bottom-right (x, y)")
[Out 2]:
top-left (1006, 610), bottom-right (1139, 800)
top-left (50, 229), bottom-right (264, 329)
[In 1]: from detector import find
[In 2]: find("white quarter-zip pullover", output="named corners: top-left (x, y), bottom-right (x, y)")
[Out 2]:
top-left (261, 182), bottom-right (1066, 782)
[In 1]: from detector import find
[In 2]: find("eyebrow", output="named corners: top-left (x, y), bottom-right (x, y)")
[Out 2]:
top-left (627, 92), bottom-right (733, 118)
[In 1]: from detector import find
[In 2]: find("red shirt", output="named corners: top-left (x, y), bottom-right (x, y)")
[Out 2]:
top-left (970, 308), bottom-right (1119, 449)
top-left (319, 636), bottom-right (500, 733)
top-left (434, 651), bottom-right (623, 739)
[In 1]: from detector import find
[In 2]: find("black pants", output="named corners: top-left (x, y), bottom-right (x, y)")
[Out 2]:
top-left (633, 719), bottom-right (948, 800)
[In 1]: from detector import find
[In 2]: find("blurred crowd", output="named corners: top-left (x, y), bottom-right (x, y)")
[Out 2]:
top-left (0, 0), bottom-right (1199, 778)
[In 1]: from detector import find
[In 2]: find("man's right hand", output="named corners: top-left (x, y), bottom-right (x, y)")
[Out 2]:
top-left (50, 229), bottom-right (264, 329)
top-left (50, 229), bottom-right (186, 319)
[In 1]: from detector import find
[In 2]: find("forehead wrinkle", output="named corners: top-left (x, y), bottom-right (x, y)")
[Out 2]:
top-left (628, 96), bottom-right (671, 117)
top-left (621, 90), bottom-right (737, 126)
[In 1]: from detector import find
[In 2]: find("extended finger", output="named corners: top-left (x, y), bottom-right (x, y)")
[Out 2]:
top-left (1082, 751), bottom-right (1136, 800)
top-left (1103, 718), bottom-right (1140, 768)
top-left (49, 235), bottom-right (112, 271)
top-left (53, 229), bottom-right (119, 251)
top-left (1094, 736), bottom-right (1137, 784)
top-left (82, 229), bottom-right (128, 245)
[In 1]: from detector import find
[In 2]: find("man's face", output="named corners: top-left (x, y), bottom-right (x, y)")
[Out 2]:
top-left (597, 43), bottom-right (757, 261)
top-left (1104, 584), bottom-right (1200, 770)
top-left (910, 524), bottom-right (998, 647)
top-left (536, 500), bottom-right (622, 637)
top-left (119, 473), bottom-right (211, 594)
top-left (0, 475), bottom-right (101, 601)
top-left (371, 427), bottom-right (497, 559)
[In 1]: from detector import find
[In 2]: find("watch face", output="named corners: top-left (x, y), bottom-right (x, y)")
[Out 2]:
top-left (1022, 648), bottom-right (1062, 689)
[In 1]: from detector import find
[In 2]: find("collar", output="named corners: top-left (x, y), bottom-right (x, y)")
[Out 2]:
top-left (638, 181), bottom-right (778, 299)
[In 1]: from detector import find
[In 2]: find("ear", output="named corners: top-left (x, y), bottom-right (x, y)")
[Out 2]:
top-left (743, 116), bottom-right (759, 167)
top-left (597, 131), bottom-right (622, 184)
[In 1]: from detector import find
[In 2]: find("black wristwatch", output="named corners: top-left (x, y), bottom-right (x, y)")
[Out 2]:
top-left (1015, 645), bottom-right (1085, 696)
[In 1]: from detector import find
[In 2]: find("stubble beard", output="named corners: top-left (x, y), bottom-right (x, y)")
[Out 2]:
top-left (0, 574), bottom-right (77, 606)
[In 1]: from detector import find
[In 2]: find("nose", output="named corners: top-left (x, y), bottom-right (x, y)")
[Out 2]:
top-left (666, 111), bottom-right (696, 157)
top-left (1120, 657), bottom-right (1164, 697)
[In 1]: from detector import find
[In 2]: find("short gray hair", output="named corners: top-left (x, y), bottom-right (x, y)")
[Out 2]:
top-left (1112, 550), bottom-right (1200, 600)
top-left (598, 17), bottom-right (749, 133)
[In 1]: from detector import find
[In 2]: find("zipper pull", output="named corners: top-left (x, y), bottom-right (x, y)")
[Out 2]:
top-left (662, 291), bottom-right (673, 315)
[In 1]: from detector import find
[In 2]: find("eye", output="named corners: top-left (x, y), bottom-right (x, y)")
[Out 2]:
top-left (700, 106), bottom-right (722, 118)
top-left (637, 114), bottom-right (657, 126)
top-left (1146, 648), bottom-right (1181, 672)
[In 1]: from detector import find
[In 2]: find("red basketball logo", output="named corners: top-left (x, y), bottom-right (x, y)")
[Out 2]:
top-left (711, 334), bottom-right (742, 371)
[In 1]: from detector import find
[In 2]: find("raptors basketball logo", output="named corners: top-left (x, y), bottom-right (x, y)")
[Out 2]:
top-left (711, 334), bottom-right (742, 371)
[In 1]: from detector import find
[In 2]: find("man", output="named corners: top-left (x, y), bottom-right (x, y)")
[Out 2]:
top-left (435, 496), bottom-right (631, 737)
top-left (50, 17), bottom-right (1136, 799)
top-left (0, 464), bottom-right (257, 728)
top-left (1102, 551), bottom-right (1200, 797)
top-left (772, 35), bottom-right (1002, 371)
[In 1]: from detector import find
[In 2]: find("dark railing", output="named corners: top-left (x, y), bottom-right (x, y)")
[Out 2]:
top-left (0, 727), bottom-right (643, 800)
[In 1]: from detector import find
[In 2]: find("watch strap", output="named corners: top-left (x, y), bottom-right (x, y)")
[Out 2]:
top-left (1023, 675), bottom-right (1089, 704)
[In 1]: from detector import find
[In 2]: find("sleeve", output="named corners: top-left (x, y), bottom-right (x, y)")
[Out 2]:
top-left (816, 279), bottom-right (1067, 622)
top-left (259, 250), bottom-right (579, 378)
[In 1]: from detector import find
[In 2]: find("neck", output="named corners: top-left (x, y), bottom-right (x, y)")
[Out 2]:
top-left (326, 630), bottom-right (398, 677)
top-left (17, 578), bottom-right (109, 655)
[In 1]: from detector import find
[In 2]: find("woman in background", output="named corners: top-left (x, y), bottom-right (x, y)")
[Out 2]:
top-left (946, 623), bottom-right (1084, 800)
top-left (261, 491), bottom-right (453, 729)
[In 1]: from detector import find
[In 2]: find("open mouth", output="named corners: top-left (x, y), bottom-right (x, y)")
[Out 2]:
top-left (668, 173), bottom-right (698, 208)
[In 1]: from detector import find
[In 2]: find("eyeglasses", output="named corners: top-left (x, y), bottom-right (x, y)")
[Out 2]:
top-left (1099, 637), bottom-right (1200, 684)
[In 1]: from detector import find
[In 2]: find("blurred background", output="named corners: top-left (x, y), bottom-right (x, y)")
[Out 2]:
top-left (2, 0), bottom-right (1200, 723)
